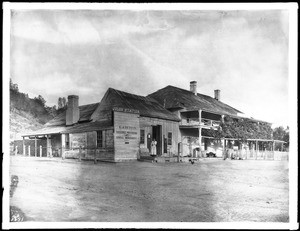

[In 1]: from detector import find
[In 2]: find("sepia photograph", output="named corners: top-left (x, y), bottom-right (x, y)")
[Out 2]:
top-left (2, 2), bottom-right (298, 229)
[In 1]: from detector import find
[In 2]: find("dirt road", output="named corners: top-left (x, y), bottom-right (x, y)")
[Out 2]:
top-left (9, 156), bottom-right (289, 222)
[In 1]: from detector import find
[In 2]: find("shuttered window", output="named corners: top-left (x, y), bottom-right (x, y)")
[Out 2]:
top-left (97, 131), bottom-right (103, 148)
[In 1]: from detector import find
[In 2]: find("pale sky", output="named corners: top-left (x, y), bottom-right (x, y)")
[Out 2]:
top-left (10, 8), bottom-right (290, 127)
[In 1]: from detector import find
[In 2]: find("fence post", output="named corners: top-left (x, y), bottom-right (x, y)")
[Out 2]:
top-left (40, 145), bottom-right (42, 157)
top-left (79, 146), bottom-right (82, 161)
top-left (94, 148), bottom-right (97, 164)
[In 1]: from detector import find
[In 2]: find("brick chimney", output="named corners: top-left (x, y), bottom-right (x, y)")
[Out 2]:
top-left (214, 89), bottom-right (220, 101)
top-left (190, 81), bottom-right (197, 95)
top-left (66, 95), bottom-right (79, 125)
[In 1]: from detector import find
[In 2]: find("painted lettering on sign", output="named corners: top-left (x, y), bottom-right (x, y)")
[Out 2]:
top-left (115, 129), bottom-right (138, 144)
top-left (113, 107), bottom-right (139, 114)
top-left (116, 131), bottom-right (137, 134)
top-left (115, 134), bottom-right (138, 140)
top-left (118, 125), bottom-right (137, 130)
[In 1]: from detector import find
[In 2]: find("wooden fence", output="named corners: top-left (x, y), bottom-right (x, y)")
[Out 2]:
top-left (231, 150), bottom-right (288, 161)
top-left (62, 147), bottom-right (114, 162)
top-left (10, 144), bottom-right (289, 162)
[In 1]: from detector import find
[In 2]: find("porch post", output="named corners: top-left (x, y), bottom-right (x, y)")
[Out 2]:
top-left (23, 137), bottom-right (25, 156)
top-left (273, 140), bottom-right (275, 160)
top-left (255, 140), bottom-right (258, 160)
top-left (46, 135), bottom-right (50, 157)
top-left (40, 145), bottom-right (42, 157)
top-left (198, 109), bottom-right (202, 158)
top-left (61, 134), bottom-right (65, 160)
top-left (28, 145), bottom-right (30, 157)
top-left (14, 146), bottom-right (17, 155)
top-left (79, 146), bottom-right (82, 161)
top-left (34, 136), bottom-right (37, 157)
top-left (222, 138), bottom-right (226, 159)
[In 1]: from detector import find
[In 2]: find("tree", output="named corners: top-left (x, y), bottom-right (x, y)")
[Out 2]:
top-left (62, 97), bottom-right (66, 107)
top-left (10, 78), bottom-right (19, 92)
top-left (58, 97), bottom-right (63, 109)
top-left (273, 126), bottom-right (288, 141)
top-left (58, 97), bottom-right (67, 109)
top-left (34, 95), bottom-right (46, 106)
top-left (273, 126), bottom-right (289, 149)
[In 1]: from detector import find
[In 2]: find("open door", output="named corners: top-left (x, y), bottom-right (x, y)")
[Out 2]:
top-left (152, 125), bottom-right (162, 156)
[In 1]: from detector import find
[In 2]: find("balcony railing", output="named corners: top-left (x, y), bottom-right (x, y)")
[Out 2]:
top-left (180, 117), bottom-right (200, 126)
top-left (180, 118), bottom-right (221, 128)
top-left (201, 118), bottom-right (221, 127)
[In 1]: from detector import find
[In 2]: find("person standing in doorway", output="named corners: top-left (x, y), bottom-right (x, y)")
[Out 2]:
top-left (151, 139), bottom-right (157, 157)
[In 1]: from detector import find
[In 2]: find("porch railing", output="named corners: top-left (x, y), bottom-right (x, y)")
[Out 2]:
top-left (180, 118), bottom-right (221, 127)
top-left (12, 145), bottom-right (114, 163)
top-left (180, 117), bottom-right (200, 126)
top-left (227, 150), bottom-right (289, 161)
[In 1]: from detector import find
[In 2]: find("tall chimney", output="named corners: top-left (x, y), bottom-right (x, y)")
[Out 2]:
top-left (190, 81), bottom-right (197, 95)
top-left (66, 95), bottom-right (80, 125)
top-left (214, 89), bottom-right (220, 101)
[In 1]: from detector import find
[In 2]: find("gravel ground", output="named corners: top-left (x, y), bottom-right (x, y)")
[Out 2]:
top-left (9, 156), bottom-right (289, 222)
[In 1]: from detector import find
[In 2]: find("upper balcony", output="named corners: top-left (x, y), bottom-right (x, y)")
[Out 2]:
top-left (179, 117), bottom-right (221, 129)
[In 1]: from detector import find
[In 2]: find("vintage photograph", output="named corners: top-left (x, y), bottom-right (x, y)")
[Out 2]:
top-left (3, 3), bottom-right (298, 229)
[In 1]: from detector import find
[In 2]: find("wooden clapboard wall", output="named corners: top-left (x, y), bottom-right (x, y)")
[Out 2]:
top-left (139, 117), bottom-right (180, 156)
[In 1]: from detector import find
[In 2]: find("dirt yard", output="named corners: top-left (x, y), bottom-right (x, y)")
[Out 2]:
top-left (9, 156), bottom-right (289, 222)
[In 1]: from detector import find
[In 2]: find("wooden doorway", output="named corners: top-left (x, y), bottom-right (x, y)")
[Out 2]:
top-left (152, 125), bottom-right (162, 156)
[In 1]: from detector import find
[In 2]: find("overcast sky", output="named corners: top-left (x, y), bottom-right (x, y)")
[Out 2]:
top-left (10, 9), bottom-right (289, 127)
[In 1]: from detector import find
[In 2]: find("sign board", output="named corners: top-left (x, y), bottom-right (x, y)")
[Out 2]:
top-left (113, 107), bottom-right (139, 114)
top-left (71, 133), bottom-right (87, 148)
top-left (115, 126), bottom-right (138, 144)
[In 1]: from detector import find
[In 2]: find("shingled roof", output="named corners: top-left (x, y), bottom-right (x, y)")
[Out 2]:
top-left (104, 88), bottom-right (180, 121)
top-left (45, 103), bottom-right (99, 127)
top-left (147, 85), bottom-right (243, 116)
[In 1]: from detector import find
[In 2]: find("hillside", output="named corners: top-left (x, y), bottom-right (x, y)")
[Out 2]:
top-left (9, 80), bottom-right (59, 141)
top-left (10, 108), bottom-right (45, 140)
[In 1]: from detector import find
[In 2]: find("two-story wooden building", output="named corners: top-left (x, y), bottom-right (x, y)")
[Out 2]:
top-left (21, 81), bottom-right (278, 162)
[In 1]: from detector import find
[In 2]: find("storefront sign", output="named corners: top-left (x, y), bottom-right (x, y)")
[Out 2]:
top-left (115, 126), bottom-right (138, 144)
top-left (113, 107), bottom-right (139, 114)
top-left (71, 133), bottom-right (86, 148)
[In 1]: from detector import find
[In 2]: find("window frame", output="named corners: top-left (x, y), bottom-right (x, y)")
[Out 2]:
top-left (167, 132), bottom-right (172, 145)
top-left (97, 130), bottom-right (103, 148)
top-left (140, 129), bottom-right (145, 144)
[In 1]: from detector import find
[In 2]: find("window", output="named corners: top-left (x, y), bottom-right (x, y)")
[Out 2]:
top-left (140, 129), bottom-right (145, 144)
top-left (97, 131), bottom-right (103, 148)
top-left (167, 132), bottom-right (172, 145)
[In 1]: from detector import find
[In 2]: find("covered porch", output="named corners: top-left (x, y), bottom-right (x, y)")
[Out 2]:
top-left (20, 133), bottom-right (63, 158)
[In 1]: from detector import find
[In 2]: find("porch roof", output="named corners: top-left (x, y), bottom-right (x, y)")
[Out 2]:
top-left (21, 121), bottom-right (113, 137)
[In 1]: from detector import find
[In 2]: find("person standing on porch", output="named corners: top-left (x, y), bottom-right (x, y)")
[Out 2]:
top-left (151, 139), bottom-right (157, 157)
